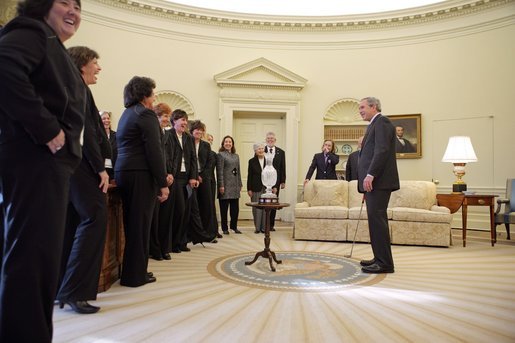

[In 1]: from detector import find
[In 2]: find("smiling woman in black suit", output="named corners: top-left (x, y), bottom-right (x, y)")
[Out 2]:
top-left (56, 46), bottom-right (111, 315)
top-left (115, 76), bottom-right (169, 287)
top-left (0, 0), bottom-right (86, 340)
top-left (304, 139), bottom-right (340, 186)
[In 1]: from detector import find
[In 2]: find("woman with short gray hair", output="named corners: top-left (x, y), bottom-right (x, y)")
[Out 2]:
top-left (247, 142), bottom-right (267, 233)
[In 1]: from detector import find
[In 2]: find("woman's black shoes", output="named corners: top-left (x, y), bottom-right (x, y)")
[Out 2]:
top-left (59, 300), bottom-right (100, 314)
top-left (150, 254), bottom-right (163, 261)
top-left (232, 229), bottom-right (242, 234)
top-left (146, 276), bottom-right (157, 284)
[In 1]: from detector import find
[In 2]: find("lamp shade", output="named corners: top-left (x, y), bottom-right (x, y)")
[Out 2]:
top-left (441, 136), bottom-right (478, 163)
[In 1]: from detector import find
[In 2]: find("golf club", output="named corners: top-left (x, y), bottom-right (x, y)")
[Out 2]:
top-left (344, 194), bottom-right (366, 258)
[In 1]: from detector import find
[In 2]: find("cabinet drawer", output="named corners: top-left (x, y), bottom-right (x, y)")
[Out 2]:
top-left (464, 197), bottom-right (494, 206)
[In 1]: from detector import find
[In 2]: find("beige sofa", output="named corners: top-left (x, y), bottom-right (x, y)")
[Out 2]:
top-left (294, 180), bottom-right (452, 247)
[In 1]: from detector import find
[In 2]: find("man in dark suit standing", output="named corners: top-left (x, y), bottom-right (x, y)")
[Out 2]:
top-left (264, 132), bottom-right (286, 231)
top-left (357, 97), bottom-right (399, 274)
top-left (345, 136), bottom-right (363, 181)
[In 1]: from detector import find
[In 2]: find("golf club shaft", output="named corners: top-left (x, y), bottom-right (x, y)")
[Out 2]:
top-left (345, 194), bottom-right (366, 258)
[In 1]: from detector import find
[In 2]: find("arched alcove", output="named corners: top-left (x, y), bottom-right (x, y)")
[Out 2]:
top-left (155, 90), bottom-right (195, 118)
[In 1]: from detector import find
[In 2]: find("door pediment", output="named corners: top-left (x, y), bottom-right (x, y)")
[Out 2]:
top-left (214, 57), bottom-right (307, 90)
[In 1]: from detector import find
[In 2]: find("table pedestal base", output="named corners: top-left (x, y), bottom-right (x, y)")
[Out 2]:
top-left (245, 203), bottom-right (289, 272)
top-left (245, 245), bottom-right (282, 272)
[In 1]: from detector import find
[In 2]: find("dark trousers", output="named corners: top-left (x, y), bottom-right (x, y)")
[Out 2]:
top-left (219, 198), bottom-right (239, 231)
top-left (116, 170), bottom-right (156, 287)
top-left (210, 179), bottom-right (219, 233)
top-left (197, 178), bottom-right (216, 237)
top-left (269, 188), bottom-right (280, 228)
top-left (365, 189), bottom-right (394, 268)
top-left (170, 176), bottom-right (189, 249)
top-left (157, 186), bottom-right (174, 254)
top-left (149, 199), bottom-right (161, 257)
top-left (57, 159), bottom-right (107, 302)
top-left (1, 143), bottom-right (76, 342)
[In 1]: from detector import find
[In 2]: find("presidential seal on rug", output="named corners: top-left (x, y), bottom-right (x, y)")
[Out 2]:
top-left (208, 251), bottom-right (385, 292)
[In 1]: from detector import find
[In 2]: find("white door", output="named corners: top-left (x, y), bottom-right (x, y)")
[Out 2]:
top-left (234, 112), bottom-right (285, 220)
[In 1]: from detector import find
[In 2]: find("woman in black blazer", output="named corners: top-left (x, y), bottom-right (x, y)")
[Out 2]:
top-left (0, 0), bottom-right (86, 339)
top-left (100, 110), bottom-right (117, 180)
top-left (115, 76), bottom-right (169, 287)
top-left (191, 120), bottom-right (218, 242)
top-left (247, 143), bottom-right (267, 233)
top-left (304, 139), bottom-right (340, 186)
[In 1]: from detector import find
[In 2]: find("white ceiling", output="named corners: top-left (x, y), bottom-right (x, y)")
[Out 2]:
top-left (165, 0), bottom-right (446, 16)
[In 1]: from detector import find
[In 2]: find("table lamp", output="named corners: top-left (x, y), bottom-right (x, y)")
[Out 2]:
top-left (441, 136), bottom-right (478, 193)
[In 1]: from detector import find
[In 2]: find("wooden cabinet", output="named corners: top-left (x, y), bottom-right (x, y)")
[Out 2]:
top-left (324, 125), bottom-right (366, 173)
top-left (98, 185), bottom-right (125, 292)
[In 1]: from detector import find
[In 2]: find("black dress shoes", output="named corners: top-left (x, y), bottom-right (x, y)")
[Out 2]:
top-left (150, 254), bottom-right (163, 261)
top-left (361, 263), bottom-right (394, 274)
top-left (254, 229), bottom-right (260, 234)
top-left (216, 233), bottom-right (223, 238)
top-left (360, 258), bottom-right (376, 267)
top-left (270, 228), bottom-right (276, 231)
top-left (146, 276), bottom-right (157, 284)
top-left (162, 253), bottom-right (171, 260)
top-left (171, 248), bottom-right (181, 253)
top-left (180, 245), bottom-right (191, 252)
top-left (59, 300), bottom-right (100, 314)
top-left (232, 229), bottom-right (242, 234)
top-left (223, 230), bottom-right (229, 235)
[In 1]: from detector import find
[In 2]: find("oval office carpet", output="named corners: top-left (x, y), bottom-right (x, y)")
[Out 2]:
top-left (53, 222), bottom-right (515, 343)
top-left (209, 251), bottom-right (384, 292)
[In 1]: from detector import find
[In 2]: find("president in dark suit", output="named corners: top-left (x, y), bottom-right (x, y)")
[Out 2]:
top-left (357, 97), bottom-right (399, 274)
top-left (265, 132), bottom-right (286, 230)
top-left (304, 140), bottom-right (339, 186)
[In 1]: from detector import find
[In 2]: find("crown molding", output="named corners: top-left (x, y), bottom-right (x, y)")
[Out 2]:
top-left (82, 0), bottom-right (514, 48)
top-left (87, 0), bottom-right (514, 31)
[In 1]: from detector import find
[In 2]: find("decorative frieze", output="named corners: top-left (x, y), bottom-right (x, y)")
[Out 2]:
top-left (89, 0), bottom-right (514, 32)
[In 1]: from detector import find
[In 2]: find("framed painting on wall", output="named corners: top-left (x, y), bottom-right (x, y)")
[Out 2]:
top-left (388, 114), bottom-right (422, 159)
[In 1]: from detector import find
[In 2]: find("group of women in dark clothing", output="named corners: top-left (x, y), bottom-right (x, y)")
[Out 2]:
top-left (0, 1), bottom-right (246, 341)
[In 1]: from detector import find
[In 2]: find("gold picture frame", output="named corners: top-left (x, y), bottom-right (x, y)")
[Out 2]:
top-left (388, 114), bottom-right (422, 159)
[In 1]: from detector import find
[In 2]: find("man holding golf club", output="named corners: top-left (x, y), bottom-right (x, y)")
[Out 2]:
top-left (357, 97), bottom-right (399, 274)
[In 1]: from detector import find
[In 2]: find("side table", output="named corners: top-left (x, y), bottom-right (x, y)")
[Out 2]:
top-left (437, 194), bottom-right (498, 247)
top-left (245, 202), bottom-right (289, 272)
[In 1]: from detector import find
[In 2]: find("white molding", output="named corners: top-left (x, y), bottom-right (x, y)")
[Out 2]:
top-left (155, 90), bottom-right (195, 117)
top-left (87, 0), bottom-right (514, 30)
top-left (82, 0), bottom-right (515, 49)
top-left (214, 58), bottom-right (306, 221)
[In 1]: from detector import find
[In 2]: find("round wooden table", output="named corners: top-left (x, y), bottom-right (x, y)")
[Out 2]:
top-left (245, 202), bottom-right (289, 272)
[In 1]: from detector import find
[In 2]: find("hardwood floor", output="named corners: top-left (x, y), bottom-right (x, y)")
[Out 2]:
top-left (53, 221), bottom-right (515, 342)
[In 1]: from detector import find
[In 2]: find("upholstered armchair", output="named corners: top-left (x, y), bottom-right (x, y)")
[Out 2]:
top-left (495, 178), bottom-right (515, 240)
